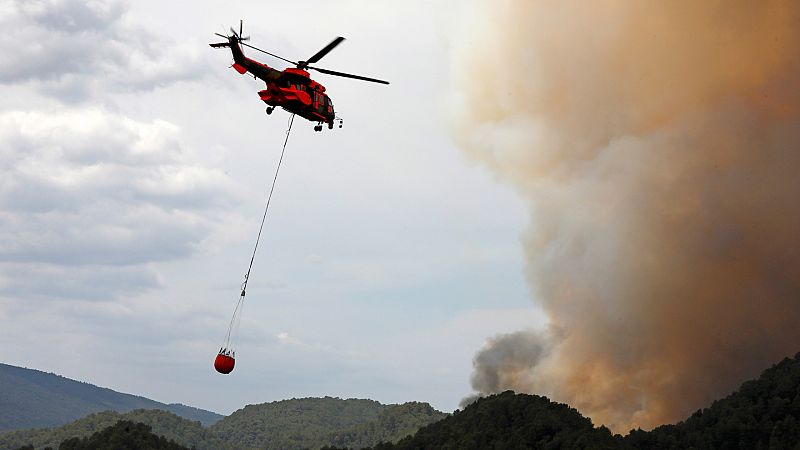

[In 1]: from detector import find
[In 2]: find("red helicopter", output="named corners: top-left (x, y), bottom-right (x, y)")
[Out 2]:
top-left (210, 21), bottom-right (389, 131)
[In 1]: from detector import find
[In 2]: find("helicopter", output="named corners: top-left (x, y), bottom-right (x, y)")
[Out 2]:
top-left (210, 21), bottom-right (389, 131)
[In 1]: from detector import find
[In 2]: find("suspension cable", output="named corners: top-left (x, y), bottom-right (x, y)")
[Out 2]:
top-left (220, 114), bottom-right (295, 354)
top-left (240, 113), bottom-right (296, 297)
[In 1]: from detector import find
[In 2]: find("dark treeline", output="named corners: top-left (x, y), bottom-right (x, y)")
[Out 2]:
top-left (3, 399), bottom-right (445, 450)
top-left (0, 409), bottom-right (226, 450)
top-left (626, 351), bottom-right (800, 449)
top-left (13, 421), bottom-right (189, 450)
top-left (10, 352), bottom-right (800, 450)
top-left (329, 352), bottom-right (800, 450)
top-left (212, 398), bottom-right (446, 450)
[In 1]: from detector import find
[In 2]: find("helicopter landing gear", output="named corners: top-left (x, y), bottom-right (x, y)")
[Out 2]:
top-left (313, 120), bottom-right (341, 132)
top-left (266, 106), bottom-right (274, 115)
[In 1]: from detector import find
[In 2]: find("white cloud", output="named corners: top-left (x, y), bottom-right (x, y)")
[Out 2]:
top-left (0, 262), bottom-right (161, 300)
top-left (0, 0), bottom-right (205, 102)
top-left (0, 108), bottom-right (241, 300)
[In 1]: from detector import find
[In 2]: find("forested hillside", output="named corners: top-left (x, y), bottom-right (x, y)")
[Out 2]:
top-left (0, 410), bottom-right (228, 450)
top-left (5, 352), bottom-right (799, 449)
top-left (0, 363), bottom-right (222, 431)
top-left (355, 391), bottom-right (621, 450)
top-left (343, 352), bottom-right (800, 450)
top-left (44, 420), bottom-right (189, 450)
top-left (0, 398), bottom-right (446, 450)
top-left (210, 397), bottom-right (447, 450)
top-left (323, 402), bottom-right (446, 449)
top-left (625, 352), bottom-right (800, 449)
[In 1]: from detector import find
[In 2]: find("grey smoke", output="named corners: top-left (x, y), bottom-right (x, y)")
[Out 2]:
top-left (451, 0), bottom-right (800, 432)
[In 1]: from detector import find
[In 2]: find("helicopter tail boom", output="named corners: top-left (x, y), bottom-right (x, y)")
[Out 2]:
top-left (210, 34), bottom-right (281, 83)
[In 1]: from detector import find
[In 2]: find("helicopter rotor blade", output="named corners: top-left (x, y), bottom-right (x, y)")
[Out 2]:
top-left (305, 36), bottom-right (345, 65)
top-left (240, 41), bottom-right (298, 66)
top-left (213, 26), bottom-right (382, 82)
top-left (308, 66), bottom-right (389, 85)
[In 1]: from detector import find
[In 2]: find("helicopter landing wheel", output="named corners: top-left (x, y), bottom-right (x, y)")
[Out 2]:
top-left (314, 125), bottom-right (322, 132)
top-left (266, 106), bottom-right (274, 115)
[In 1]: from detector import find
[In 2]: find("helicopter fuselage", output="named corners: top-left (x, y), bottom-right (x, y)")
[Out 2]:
top-left (227, 37), bottom-right (337, 128)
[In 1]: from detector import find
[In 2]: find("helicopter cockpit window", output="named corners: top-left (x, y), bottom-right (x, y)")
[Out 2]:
top-left (315, 93), bottom-right (324, 112)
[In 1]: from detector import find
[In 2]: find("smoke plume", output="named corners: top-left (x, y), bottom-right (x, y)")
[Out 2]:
top-left (451, 0), bottom-right (800, 432)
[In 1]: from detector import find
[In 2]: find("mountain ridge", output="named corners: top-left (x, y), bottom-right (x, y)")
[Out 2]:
top-left (4, 351), bottom-right (799, 449)
top-left (0, 398), bottom-right (447, 450)
top-left (345, 351), bottom-right (800, 449)
top-left (210, 397), bottom-right (446, 450)
top-left (0, 362), bottom-right (223, 432)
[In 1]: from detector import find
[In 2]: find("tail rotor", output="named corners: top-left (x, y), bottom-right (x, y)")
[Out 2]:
top-left (230, 19), bottom-right (250, 42)
top-left (210, 19), bottom-right (249, 48)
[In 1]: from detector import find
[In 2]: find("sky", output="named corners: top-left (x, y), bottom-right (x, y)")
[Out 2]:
top-left (0, 0), bottom-right (546, 414)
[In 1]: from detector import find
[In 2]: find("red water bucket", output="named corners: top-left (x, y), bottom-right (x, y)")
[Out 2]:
top-left (214, 353), bottom-right (235, 374)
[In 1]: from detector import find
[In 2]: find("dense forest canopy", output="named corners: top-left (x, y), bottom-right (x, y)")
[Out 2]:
top-left (4, 352), bottom-right (800, 449)
top-left (43, 420), bottom-right (188, 450)
top-left (1, 399), bottom-right (445, 450)
top-left (332, 352), bottom-right (800, 450)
